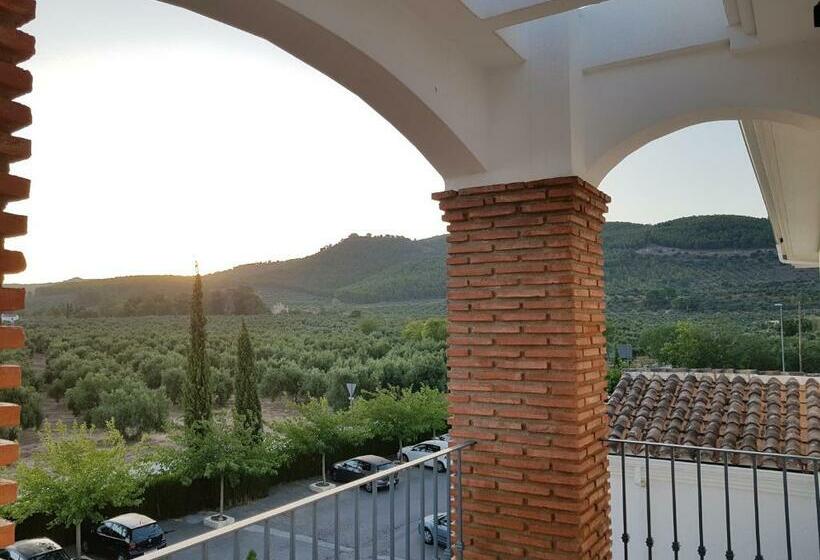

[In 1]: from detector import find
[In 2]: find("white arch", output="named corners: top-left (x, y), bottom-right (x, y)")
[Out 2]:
top-left (160, 0), bottom-right (819, 265)
top-left (161, 1), bottom-right (819, 184)
top-left (588, 108), bottom-right (820, 187)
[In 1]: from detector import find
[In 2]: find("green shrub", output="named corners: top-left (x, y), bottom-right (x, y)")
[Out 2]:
top-left (91, 379), bottom-right (169, 441)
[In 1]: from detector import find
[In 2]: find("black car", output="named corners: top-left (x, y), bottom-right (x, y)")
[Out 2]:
top-left (0, 538), bottom-right (71, 560)
top-left (84, 514), bottom-right (166, 559)
top-left (330, 454), bottom-right (398, 491)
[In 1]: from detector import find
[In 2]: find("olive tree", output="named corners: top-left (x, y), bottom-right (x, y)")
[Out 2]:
top-left (9, 421), bottom-right (144, 557)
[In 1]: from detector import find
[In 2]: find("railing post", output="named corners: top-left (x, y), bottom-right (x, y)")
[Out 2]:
top-left (289, 510), bottom-right (296, 560)
top-left (621, 442), bottom-right (629, 560)
top-left (670, 447), bottom-right (680, 559)
top-left (456, 448), bottom-right (464, 560)
top-left (371, 478), bottom-right (378, 560)
top-left (723, 451), bottom-right (734, 560)
top-left (782, 460), bottom-right (792, 560)
top-left (814, 459), bottom-right (820, 560)
top-left (354, 487), bottom-right (360, 559)
top-left (420, 459), bottom-right (426, 560)
top-left (433, 460), bottom-right (440, 559)
top-left (334, 493), bottom-right (340, 559)
top-left (644, 445), bottom-right (653, 559)
top-left (389, 470), bottom-right (396, 560)
top-left (752, 454), bottom-right (764, 560)
top-left (264, 518), bottom-right (271, 560)
top-left (406, 466), bottom-right (412, 560)
top-left (312, 501), bottom-right (318, 560)
top-left (696, 449), bottom-right (706, 560)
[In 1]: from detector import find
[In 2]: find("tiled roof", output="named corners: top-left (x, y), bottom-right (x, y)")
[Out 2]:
top-left (607, 370), bottom-right (820, 469)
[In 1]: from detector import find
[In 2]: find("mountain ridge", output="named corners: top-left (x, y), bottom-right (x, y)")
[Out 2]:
top-left (21, 215), bottom-right (817, 315)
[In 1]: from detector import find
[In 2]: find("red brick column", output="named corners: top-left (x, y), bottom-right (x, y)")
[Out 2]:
top-left (434, 177), bottom-right (611, 559)
top-left (0, 0), bottom-right (35, 547)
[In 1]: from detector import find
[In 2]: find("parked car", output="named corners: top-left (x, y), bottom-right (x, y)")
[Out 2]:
top-left (0, 539), bottom-right (71, 560)
top-left (83, 513), bottom-right (166, 559)
top-left (419, 513), bottom-right (449, 548)
top-left (329, 455), bottom-right (398, 492)
top-left (401, 439), bottom-right (448, 472)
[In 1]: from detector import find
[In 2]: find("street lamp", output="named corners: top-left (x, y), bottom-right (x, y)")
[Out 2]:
top-left (775, 303), bottom-right (785, 372)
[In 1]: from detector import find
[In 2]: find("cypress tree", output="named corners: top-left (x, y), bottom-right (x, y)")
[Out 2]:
top-left (234, 320), bottom-right (262, 436)
top-left (183, 266), bottom-right (212, 428)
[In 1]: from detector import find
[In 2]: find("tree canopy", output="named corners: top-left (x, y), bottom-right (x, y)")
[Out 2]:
top-left (9, 421), bottom-right (144, 556)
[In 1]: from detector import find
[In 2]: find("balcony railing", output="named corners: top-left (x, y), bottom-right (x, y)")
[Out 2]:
top-left (141, 440), bottom-right (476, 560)
top-left (607, 438), bottom-right (820, 560)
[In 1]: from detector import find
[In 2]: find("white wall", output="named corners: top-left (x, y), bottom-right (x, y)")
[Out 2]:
top-left (609, 455), bottom-right (819, 560)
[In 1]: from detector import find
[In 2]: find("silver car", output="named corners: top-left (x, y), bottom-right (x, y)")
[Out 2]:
top-left (419, 513), bottom-right (449, 548)
top-left (400, 439), bottom-right (448, 472)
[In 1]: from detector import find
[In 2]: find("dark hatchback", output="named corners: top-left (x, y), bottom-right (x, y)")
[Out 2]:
top-left (0, 538), bottom-right (71, 560)
top-left (330, 455), bottom-right (398, 491)
top-left (84, 514), bottom-right (166, 559)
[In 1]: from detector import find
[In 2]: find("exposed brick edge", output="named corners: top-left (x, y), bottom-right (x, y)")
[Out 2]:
top-left (436, 176), bottom-right (612, 559)
top-left (0, 0), bottom-right (34, 546)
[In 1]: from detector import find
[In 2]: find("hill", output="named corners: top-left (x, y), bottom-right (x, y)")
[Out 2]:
top-left (22, 216), bottom-right (818, 316)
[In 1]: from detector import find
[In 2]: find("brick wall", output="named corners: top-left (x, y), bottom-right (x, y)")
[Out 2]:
top-left (0, 0), bottom-right (34, 547)
top-left (434, 177), bottom-right (612, 559)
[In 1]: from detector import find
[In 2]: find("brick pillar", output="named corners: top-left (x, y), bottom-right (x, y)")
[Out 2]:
top-left (434, 177), bottom-right (611, 559)
top-left (0, 0), bottom-right (35, 547)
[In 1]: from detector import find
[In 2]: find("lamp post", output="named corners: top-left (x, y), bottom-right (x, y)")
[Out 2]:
top-left (775, 303), bottom-right (785, 372)
top-left (797, 296), bottom-right (803, 373)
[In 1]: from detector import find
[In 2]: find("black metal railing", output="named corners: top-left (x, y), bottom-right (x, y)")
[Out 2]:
top-left (607, 438), bottom-right (820, 560)
top-left (140, 440), bottom-right (475, 560)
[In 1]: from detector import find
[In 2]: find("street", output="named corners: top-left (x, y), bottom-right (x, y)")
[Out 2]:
top-left (156, 465), bottom-right (452, 560)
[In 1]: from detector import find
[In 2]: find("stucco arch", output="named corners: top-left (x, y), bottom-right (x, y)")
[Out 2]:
top-left (160, 0), bottom-right (487, 180)
top-left (589, 108), bottom-right (820, 186)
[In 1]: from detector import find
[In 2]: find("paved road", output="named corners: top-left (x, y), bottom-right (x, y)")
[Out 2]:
top-left (157, 465), bottom-right (452, 560)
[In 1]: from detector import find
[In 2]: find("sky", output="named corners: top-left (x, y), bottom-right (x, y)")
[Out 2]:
top-left (11, 0), bottom-right (766, 284)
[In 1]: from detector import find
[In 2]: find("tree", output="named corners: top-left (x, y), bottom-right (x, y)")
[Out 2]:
top-left (234, 321), bottom-right (262, 436)
top-left (273, 398), bottom-right (367, 484)
top-left (171, 415), bottom-right (279, 517)
top-left (607, 356), bottom-right (624, 394)
top-left (212, 369), bottom-right (234, 407)
top-left (183, 268), bottom-right (212, 428)
top-left (406, 386), bottom-right (448, 438)
top-left (351, 387), bottom-right (429, 460)
top-left (9, 421), bottom-right (144, 557)
top-left (90, 379), bottom-right (169, 441)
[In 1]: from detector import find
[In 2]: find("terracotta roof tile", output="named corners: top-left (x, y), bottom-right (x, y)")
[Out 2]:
top-left (608, 370), bottom-right (820, 470)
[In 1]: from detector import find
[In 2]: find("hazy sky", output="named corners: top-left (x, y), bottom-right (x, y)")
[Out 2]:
top-left (12, 0), bottom-right (766, 284)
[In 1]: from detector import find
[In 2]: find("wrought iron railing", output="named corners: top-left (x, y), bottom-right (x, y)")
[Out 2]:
top-left (140, 440), bottom-right (475, 560)
top-left (606, 438), bottom-right (820, 560)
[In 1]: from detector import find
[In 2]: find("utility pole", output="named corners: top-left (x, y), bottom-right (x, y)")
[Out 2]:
top-left (775, 303), bottom-right (785, 372)
top-left (797, 296), bottom-right (803, 373)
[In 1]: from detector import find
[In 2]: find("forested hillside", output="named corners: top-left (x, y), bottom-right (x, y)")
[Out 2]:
top-left (22, 216), bottom-right (817, 316)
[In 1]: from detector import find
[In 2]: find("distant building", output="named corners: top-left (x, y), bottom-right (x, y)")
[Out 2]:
top-left (1, 314), bottom-right (19, 325)
top-left (271, 303), bottom-right (289, 315)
